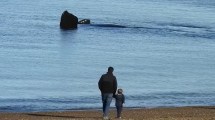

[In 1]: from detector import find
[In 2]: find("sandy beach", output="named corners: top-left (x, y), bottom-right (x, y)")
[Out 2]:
top-left (0, 106), bottom-right (215, 120)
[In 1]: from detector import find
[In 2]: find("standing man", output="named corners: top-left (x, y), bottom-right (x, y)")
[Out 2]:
top-left (98, 67), bottom-right (118, 120)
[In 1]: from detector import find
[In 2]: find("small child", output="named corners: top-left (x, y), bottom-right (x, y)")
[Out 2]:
top-left (115, 88), bottom-right (125, 119)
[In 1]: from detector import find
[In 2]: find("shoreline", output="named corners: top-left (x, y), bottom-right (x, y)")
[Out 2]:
top-left (0, 105), bottom-right (212, 112)
top-left (0, 106), bottom-right (205, 113)
top-left (0, 106), bottom-right (215, 120)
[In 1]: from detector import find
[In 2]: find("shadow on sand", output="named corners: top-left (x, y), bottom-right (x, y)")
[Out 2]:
top-left (194, 106), bottom-right (215, 110)
top-left (26, 113), bottom-right (100, 119)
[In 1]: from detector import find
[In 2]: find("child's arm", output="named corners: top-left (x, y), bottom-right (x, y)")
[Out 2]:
top-left (122, 94), bottom-right (125, 104)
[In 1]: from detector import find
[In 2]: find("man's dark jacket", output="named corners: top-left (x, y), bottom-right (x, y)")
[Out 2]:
top-left (98, 72), bottom-right (117, 94)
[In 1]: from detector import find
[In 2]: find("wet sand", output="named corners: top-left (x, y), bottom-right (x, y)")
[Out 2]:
top-left (0, 106), bottom-right (215, 120)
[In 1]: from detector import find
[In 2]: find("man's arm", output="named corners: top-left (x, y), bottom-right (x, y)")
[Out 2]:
top-left (98, 75), bottom-right (103, 91)
top-left (113, 77), bottom-right (117, 94)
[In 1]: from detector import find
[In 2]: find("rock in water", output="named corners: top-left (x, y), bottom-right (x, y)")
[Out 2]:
top-left (78, 19), bottom-right (91, 24)
top-left (60, 10), bottom-right (78, 29)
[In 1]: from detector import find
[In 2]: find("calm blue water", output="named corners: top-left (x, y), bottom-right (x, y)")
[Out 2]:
top-left (0, 0), bottom-right (215, 112)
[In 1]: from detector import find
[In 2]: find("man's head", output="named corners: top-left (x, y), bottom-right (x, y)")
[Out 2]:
top-left (108, 66), bottom-right (114, 73)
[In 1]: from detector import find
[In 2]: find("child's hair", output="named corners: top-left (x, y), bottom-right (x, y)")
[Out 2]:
top-left (117, 88), bottom-right (123, 94)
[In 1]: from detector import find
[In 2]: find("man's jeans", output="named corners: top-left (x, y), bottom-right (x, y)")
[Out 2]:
top-left (102, 93), bottom-right (113, 117)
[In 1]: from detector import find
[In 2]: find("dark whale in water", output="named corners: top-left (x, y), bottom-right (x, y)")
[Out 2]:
top-left (60, 11), bottom-right (125, 29)
top-left (90, 24), bottom-right (126, 28)
top-left (78, 20), bottom-right (126, 28)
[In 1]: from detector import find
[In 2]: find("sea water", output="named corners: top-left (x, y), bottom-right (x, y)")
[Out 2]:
top-left (0, 0), bottom-right (215, 112)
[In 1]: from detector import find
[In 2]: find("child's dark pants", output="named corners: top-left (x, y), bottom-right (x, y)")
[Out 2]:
top-left (116, 106), bottom-right (123, 118)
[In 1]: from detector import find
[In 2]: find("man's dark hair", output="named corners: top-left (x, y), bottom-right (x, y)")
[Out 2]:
top-left (108, 67), bottom-right (114, 73)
